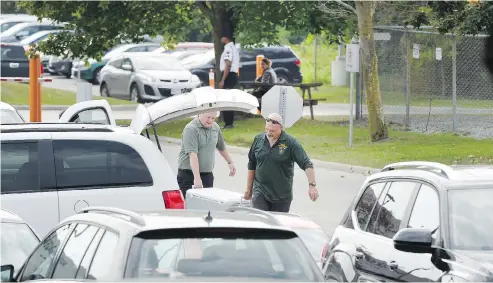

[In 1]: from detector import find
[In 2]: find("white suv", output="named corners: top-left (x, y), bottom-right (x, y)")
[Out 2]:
top-left (0, 87), bottom-right (259, 238)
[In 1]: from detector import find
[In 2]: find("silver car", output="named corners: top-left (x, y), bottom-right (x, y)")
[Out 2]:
top-left (100, 53), bottom-right (201, 103)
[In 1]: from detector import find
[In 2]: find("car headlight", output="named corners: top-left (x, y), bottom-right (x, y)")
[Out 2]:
top-left (138, 74), bottom-right (156, 82)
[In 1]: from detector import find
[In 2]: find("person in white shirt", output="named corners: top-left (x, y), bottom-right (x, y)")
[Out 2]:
top-left (219, 34), bottom-right (240, 129)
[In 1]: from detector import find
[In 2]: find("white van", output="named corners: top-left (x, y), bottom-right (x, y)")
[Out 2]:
top-left (1, 87), bottom-right (259, 237)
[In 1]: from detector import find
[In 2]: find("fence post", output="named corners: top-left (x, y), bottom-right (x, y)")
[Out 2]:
top-left (405, 30), bottom-right (411, 130)
top-left (452, 36), bottom-right (457, 132)
top-left (35, 57), bottom-right (42, 122)
top-left (29, 57), bottom-right (40, 122)
top-left (256, 55), bottom-right (264, 78)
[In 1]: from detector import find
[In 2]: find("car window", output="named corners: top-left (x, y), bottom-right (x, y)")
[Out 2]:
top-left (75, 228), bottom-right (105, 279)
top-left (1, 142), bottom-right (39, 193)
top-left (133, 56), bottom-right (186, 71)
top-left (146, 45), bottom-right (159, 52)
top-left (1, 21), bottom-right (23, 33)
top-left (354, 182), bottom-right (387, 230)
top-left (125, 229), bottom-right (322, 281)
top-left (87, 231), bottom-right (119, 280)
top-left (109, 58), bottom-right (123, 68)
top-left (292, 228), bottom-right (330, 261)
top-left (127, 46), bottom-right (147, 52)
top-left (407, 184), bottom-right (440, 239)
top-left (367, 181), bottom-right (418, 239)
top-left (1, 222), bottom-right (40, 273)
top-left (17, 25), bottom-right (39, 37)
top-left (53, 140), bottom-right (153, 189)
top-left (448, 188), bottom-right (493, 250)
top-left (52, 224), bottom-right (100, 279)
top-left (0, 45), bottom-right (28, 60)
top-left (68, 108), bottom-right (110, 125)
top-left (20, 224), bottom-right (72, 281)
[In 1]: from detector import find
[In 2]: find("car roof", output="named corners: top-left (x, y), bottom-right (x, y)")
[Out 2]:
top-left (0, 122), bottom-right (133, 134)
top-left (367, 162), bottom-right (493, 189)
top-left (269, 212), bottom-right (323, 229)
top-left (1, 209), bottom-right (26, 223)
top-left (63, 207), bottom-right (296, 234)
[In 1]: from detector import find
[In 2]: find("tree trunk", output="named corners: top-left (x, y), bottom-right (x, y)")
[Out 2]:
top-left (355, 1), bottom-right (388, 141)
top-left (199, 2), bottom-right (235, 88)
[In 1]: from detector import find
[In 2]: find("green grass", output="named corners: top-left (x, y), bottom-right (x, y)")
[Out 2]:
top-left (117, 117), bottom-right (493, 168)
top-left (0, 82), bottom-right (135, 106)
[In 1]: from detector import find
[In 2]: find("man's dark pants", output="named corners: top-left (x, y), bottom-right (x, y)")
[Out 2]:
top-left (251, 190), bottom-right (292, 213)
top-left (177, 169), bottom-right (214, 199)
top-left (222, 72), bottom-right (238, 126)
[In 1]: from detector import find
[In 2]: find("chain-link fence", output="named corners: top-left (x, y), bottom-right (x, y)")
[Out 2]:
top-left (367, 26), bottom-right (493, 138)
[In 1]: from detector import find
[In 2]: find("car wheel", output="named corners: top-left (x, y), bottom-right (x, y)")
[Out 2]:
top-left (92, 67), bottom-right (102, 85)
top-left (130, 84), bottom-right (141, 103)
top-left (100, 83), bottom-right (110, 97)
top-left (277, 73), bottom-right (289, 85)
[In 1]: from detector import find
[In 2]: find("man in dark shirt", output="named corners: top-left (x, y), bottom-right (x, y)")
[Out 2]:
top-left (244, 113), bottom-right (319, 212)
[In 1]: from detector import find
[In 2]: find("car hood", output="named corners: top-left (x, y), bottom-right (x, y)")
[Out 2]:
top-left (139, 69), bottom-right (193, 81)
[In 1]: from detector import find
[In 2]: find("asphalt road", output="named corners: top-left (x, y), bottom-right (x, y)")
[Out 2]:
top-left (159, 141), bottom-right (366, 234)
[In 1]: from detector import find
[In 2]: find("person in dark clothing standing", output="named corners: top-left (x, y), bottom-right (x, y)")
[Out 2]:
top-left (243, 113), bottom-right (319, 212)
top-left (219, 34), bottom-right (240, 129)
top-left (252, 58), bottom-right (278, 112)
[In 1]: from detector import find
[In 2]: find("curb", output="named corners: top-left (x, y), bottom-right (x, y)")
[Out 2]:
top-left (13, 105), bottom-right (137, 111)
top-left (158, 136), bottom-right (381, 176)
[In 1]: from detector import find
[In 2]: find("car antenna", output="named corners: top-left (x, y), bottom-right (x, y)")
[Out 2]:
top-left (204, 211), bottom-right (213, 224)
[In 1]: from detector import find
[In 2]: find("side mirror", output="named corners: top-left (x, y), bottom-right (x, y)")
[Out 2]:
top-left (393, 228), bottom-right (433, 254)
top-left (121, 64), bottom-right (132, 71)
top-left (1, 265), bottom-right (14, 282)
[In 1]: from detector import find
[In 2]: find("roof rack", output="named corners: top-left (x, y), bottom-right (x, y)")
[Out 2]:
top-left (382, 161), bottom-right (454, 179)
top-left (79, 206), bottom-right (146, 226)
top-left (226, 206), bottom-right (280, 225)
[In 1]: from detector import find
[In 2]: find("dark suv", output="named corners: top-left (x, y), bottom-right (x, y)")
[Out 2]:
top-left (322, 161), bottom-right (493, 282)
top-left (0, 43), bottom-right (30, 78)
top-left (182, 46), bottom-right (303, 85)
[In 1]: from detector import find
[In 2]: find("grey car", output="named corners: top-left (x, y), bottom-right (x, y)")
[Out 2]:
top-left (1, 206), bottom-right (325, 282)
top-left (100, 53), bottom-right (201, 103)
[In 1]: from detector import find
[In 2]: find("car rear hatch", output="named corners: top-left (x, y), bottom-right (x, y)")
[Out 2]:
top-left (0, 43), bottom-right (29, 78)
top-left (124, 226), bottom-right (325, 281)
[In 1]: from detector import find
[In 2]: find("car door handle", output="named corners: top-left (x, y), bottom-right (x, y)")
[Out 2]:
top-left (388, 260), bottom-right (398, 270)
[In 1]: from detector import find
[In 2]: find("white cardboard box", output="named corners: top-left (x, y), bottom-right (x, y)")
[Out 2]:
top-left (186, 188), bottom-right (250, 211)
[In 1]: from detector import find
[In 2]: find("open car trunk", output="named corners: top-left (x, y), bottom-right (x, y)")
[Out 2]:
top-left (58, 87), bottom-right (259, 151)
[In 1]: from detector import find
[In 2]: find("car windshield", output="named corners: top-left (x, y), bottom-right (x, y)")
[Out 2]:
top-left (125, 228), bottom-right (322, 281)
top-left (1, 222), bottom-right (40, 272)
top-left (1, 22), bottom-right (23, 33)
top-left (1, 109), bottom-right (25, 124)
top-left (19, 31), bottom-right (52, 45)
top-left (180, 50), bottom-right (214, 66)
top-left (292, 228), bottom-right (329, 262)
top-left (448, 187), bottom-right (493, 250)
top-left (134, 57), bottom-right (186, 71)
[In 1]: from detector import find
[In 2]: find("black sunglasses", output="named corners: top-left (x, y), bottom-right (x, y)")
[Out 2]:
top-left (266, 118), bottom-right (281, 125)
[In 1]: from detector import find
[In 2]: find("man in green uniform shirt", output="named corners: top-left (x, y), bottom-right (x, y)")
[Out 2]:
top-left (244, 113), bottom-right (319, 212)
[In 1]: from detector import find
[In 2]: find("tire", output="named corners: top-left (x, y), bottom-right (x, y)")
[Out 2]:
top-left (100, 82), bottom-right (110, 97)
top-left (130, 83), bottom-right (141, 103)
top-left (277, 73), bottom-right (289, 85)
top-left (92, 67), bottom-right (103, 85)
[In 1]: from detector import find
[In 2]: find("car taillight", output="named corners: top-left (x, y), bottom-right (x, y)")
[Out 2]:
top-left (162, 190), bottom-right (185, 209)
top-left (294, 59), bottom-right (301, 66)
top-left (320, 241), bottom-right (329, 263)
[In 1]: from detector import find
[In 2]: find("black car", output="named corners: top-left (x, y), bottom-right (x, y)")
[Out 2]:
top-left (0, 43), bottom-right (29, 78)
top-left (322, 162), bottom-right (493, 282)
top-left (182, 45), bottom-right (303, 86)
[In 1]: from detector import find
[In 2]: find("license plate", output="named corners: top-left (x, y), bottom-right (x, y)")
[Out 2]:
top-left (171, 89), bottom-right (181, 94)
top-left (9, 63), bottom-right (19, 68)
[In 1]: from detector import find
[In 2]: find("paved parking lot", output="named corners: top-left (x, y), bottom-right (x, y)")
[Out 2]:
top-left (159, 141), bottom-right (366, 234)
